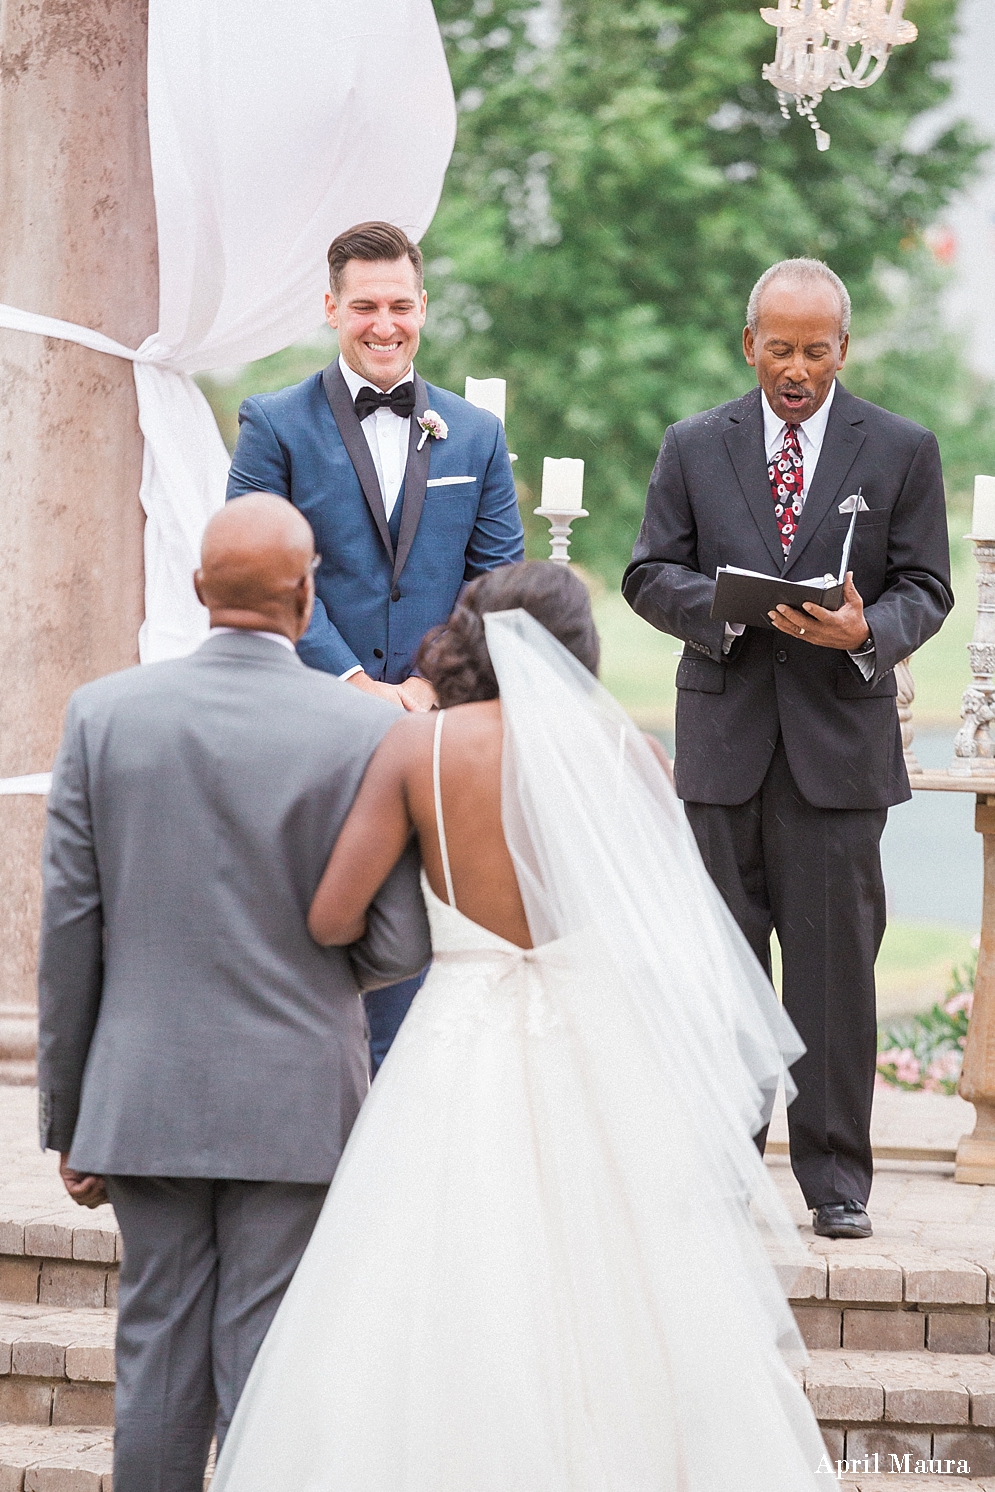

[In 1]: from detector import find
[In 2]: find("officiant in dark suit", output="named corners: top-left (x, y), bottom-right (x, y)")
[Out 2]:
top-left (623, 259), bottom-right (953, 1238)
top-left (227, 222), bottom-right (524, 1069)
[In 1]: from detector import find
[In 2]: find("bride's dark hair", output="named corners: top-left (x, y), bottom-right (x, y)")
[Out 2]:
top-left (417, 560), bottom-right (600, 708)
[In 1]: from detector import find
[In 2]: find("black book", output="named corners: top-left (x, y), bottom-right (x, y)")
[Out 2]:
top-left (710, 496), bottom-right (860, 630)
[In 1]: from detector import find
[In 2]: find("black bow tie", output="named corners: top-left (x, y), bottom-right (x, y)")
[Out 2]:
top-left (353, 382), bottom-right (416, 422)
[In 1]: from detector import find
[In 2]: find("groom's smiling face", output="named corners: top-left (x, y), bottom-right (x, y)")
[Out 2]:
top-left (325, 256), bottom-right (428, 392)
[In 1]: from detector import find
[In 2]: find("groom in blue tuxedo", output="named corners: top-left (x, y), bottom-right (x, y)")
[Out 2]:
top-left (227, 221), bottom-right (524, 1067)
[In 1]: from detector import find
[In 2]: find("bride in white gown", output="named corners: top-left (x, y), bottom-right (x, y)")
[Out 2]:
top-left (213, 560), bottom-right (832, 1491)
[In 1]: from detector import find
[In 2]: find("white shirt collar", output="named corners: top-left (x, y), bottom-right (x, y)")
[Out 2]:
top-left (338, 353), bottom-right (414, 404)
top-left (209, 626), bottom-right (296, 653)
top-left (761, 378), bottom-right (836, 456)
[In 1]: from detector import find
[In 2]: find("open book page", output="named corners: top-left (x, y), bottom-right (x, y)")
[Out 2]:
top-left (719, 566), bottom-right (837, 589)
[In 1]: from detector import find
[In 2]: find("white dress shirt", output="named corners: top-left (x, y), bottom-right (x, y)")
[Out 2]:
top-left (334, 355), bottom-right (416, 682)
top-left (338, 353), bottom-right (412, 521)
top-left (724, 380), bottom-right (874, 677)
top-left (209, 627), bottom-right (296, 652)
top-left (760, 377), bottom-right (835, 506)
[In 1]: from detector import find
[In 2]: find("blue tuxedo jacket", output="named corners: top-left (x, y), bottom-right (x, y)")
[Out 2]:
top-left (226, 364), bottom-right (524, 680)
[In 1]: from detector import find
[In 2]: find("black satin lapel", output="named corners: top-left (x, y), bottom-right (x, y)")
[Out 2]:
top-left (392, 371), bottom-right (431, 585)
top-left (782, 407), bottom-right (865, 577)
top-left (722, 398), bottom-right (784, 571)
top-left (321, 363), bottom-right (393, 563)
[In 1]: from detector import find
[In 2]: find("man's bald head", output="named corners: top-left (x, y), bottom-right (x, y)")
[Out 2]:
top-left (195, 494), bottom-right (317, 641)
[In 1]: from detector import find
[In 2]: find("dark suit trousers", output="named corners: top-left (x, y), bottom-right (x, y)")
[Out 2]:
top-left (684, 737), bottom-right (886, 1209)
top-left (105, 1176), bottom-right (327, 1492)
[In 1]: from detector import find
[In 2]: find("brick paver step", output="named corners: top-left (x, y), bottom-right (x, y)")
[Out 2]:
top-left (804, 1347), bottom-right (995, 1424)
top-left (0, 1259), bottom-right (116, 1314)
top-left (0, 1424), bottom-right (112, 1490)
top-left (0, 1200), bottom-right (119, 1316)
top-left (790, 1249), bottom-right (995, 1306)
top-left (841, 1480), bottom-right (995, 1491)
top-left (790, 1248), bottom-right (995, 1354)
top-left (0, 1211), bottom-right (118, 1269)
top-left (807, 1348), bottom-right (995, 1477)
top-left (0, 1305), bottom-right (115, 1431)
top-left (794, 1300), bottom-right (995, 1354)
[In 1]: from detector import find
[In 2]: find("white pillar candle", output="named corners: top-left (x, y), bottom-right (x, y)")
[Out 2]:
top-left (541, 457), bottom-right (585, 512)
top-left (464, 376), bottom-right (506, 425)
top-left (973, 475), bottom-right (995, 538)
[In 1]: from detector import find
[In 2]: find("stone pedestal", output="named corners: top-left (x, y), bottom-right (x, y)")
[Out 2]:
top-left (955, 794), bottom-right (995, 1183)
top-left (0, 0), bottom-right (157, 1081)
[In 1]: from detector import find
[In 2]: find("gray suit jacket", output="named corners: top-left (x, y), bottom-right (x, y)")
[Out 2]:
top-left (37, 631), bottom-right (431, 1183)
top-left (622, 383), bottom-right (953, 810)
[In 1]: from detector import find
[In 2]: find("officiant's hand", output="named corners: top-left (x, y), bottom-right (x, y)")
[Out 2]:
top-left (398, 676), bottom-right (437, 713)
top-left (60, 1154), bottom-right (108, 1209)
top-left (769, 572), bottom-right (870, 651)
top-left (346, 671), bottom-right (437, 711)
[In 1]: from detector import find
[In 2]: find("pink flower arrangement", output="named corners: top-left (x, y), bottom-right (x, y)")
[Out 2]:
top-left (876, 952), bottom-right (975, 1097)
top-left (891, 1049), bottom-right (921, 1085)
top-left (921, 1051), bottom-right (963, 1093)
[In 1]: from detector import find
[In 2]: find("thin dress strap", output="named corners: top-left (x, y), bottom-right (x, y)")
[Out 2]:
top-left (432, 710), bottom-right (456, 909)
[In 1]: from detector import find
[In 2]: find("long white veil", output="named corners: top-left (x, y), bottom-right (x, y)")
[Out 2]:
top-left (484, 607), bottom-right (811, 1361)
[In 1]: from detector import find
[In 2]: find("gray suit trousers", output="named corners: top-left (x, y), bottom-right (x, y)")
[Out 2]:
top-left (105, 1176), bottom-right (327, 1492)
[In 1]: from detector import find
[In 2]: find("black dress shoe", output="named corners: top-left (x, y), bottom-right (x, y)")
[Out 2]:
top-left (812, 1200), bottom-right (872, 1239)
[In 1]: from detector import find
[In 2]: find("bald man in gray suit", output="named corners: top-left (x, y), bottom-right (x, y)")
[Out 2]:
top-left (37, 494), bottom-right (431, 1492)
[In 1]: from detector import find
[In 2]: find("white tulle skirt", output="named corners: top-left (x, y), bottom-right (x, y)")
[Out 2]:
top-left (213, 881), bottom-right (831, 1491)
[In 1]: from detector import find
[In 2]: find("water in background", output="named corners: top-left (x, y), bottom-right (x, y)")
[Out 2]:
top-left (657, 725), bottom-right (982, 931)
top-left (881, 729), bottom-right (980, 930)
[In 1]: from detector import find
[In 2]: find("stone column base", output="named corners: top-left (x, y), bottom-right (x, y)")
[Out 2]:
top-left (955, 1102), bottom-right (995, 1185)
top-left (0, 1006), bottom-right (38, 1085)
top-left (955, 1134), bottom-right (995, 1184)
top-left (0, 797), bottom-right (45, 1086)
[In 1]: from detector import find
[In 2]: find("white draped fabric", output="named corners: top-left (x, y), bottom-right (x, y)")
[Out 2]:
top-left (0, 0), bottom-right (455, 663)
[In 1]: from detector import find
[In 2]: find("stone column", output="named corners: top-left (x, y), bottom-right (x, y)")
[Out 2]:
top-left (0, 1), bottom-right (158, 1081)
top-left (955, 794), bottom-right (995, 1184)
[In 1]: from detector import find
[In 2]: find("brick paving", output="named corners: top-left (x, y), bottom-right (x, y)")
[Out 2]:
top-left (6, 1083), bottom-right (993, 1262)
top-left (0, 1424), bottom-right (114, 1489)
top-left (767, 1154), bottom-right (995, 1275)
top-left (4, 1084), bottom-right (995, 1485)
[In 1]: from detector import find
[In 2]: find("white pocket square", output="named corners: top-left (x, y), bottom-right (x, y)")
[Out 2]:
top-left (426, 475), bottom-right (477, 488)
top-left (838, 494), bottom-right (869, 513)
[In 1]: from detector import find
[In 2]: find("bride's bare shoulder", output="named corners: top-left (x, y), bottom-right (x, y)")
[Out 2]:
top-left (372, 701), bottom-right (502, 777)
top-left (385, 700), bottom-right (502, 743)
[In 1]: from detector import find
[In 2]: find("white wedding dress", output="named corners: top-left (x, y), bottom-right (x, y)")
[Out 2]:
top-left (213, 611), bottom-right (832, 1491)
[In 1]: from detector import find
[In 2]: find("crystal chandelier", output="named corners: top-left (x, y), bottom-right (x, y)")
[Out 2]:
top-left (759, 0), bottom-right (918, 151)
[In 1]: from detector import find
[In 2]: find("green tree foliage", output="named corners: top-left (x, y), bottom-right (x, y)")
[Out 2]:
top-left (414, 0), bottom-right (988, 572)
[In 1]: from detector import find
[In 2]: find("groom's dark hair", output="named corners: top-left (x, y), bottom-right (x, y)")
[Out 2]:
top-left (418, 561), bottom-right (600, 708)
top-left (327, 222), bottom-right (424, 295)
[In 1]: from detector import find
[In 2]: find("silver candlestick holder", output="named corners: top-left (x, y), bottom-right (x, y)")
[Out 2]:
top-left (950, 537), bottom-right (995, 775)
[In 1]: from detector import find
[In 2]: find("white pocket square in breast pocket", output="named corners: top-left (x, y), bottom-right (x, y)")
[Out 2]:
top-left (426, 476), bottom-right (477, 488)
top-left (838, 493), bottom-right (869, 513)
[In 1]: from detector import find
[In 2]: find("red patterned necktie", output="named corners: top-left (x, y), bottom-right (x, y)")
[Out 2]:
top-left (769, 424), bottom-right (804, 557)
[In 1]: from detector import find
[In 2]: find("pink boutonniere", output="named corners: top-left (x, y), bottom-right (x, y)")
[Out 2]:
top-left (416, 410), bottom-right (449, 451)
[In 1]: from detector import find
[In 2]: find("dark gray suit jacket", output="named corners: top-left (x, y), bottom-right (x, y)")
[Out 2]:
top-left (37, 631), bottom-right (431, 1183)
top-left (622, 383), bottom-right (953, 809)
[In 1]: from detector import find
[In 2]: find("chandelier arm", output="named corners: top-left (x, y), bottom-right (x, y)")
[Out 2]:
top-left (840, 47), bottom-right (893, 88)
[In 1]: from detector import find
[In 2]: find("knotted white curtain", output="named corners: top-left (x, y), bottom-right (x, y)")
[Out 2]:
top-left (0, 0), bottom-right (456, 665)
